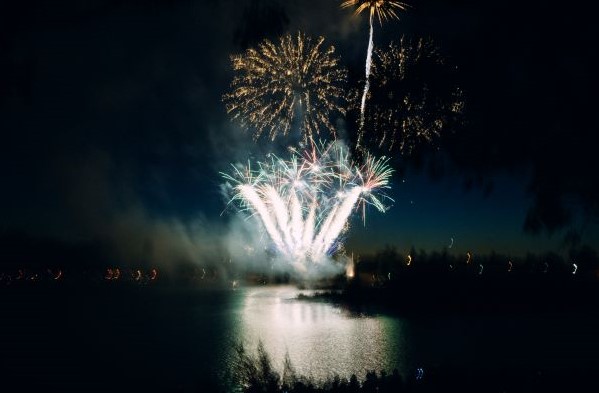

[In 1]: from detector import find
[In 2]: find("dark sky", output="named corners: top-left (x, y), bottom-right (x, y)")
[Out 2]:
top-left (1, 0), bottom-right (597, 267)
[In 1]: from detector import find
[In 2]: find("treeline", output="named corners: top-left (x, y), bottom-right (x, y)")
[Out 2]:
top-left (306, 245), bottom-right (599, 315)
top-left (354, 244), bottom-right (599, 281)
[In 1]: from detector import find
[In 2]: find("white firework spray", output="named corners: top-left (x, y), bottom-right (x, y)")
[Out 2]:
top-left (222, 141), bottom-right (393, 273)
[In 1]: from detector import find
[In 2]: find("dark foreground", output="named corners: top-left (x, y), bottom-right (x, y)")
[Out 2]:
top-left (235, 341), bottom-right (599, 393)
top-left (1, 284), bottom-right (234, 393)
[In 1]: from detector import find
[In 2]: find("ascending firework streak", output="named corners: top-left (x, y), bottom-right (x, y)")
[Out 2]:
top-left (340, 0), bottom-right (409, 145)
top-left (223, 32), bottom-right (347, 143)
top-left (222, 141), bottom-right (393, 269)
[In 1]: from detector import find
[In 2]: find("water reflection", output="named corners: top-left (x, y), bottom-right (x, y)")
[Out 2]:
top-left (228, 286), bottom-right (409, 381)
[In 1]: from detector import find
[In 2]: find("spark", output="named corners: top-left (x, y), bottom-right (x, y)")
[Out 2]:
top-left (406, 254), bottom-right (412, 266)
top-left (448, 237), bottom-right (454, 249)
top-left (466, 252), bottom-right (471, 264)
top-left (48, 269), bottom-right (63, 280)
top-left (222, 141), bottom-right (393, 272)
top-left (341, 1), bottom-right (409, 145)
top-left (572, 263), bottom-right (578, 275)
top-left (508, 261), bottom-right (513, 272)
top-left (478, 264), bottom-right (484, 275)
top-left (354, 38), bottom-right (464, 152)
top-left (346, 254), bottom-right (355, 278)
top-left (224, 32), bottom-right (347, 143)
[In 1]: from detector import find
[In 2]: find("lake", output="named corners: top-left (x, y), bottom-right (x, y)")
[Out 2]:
top-left (2, 284), bottom-right (599, 392)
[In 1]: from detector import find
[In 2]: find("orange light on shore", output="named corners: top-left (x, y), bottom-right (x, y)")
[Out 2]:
top-left (346, 263), bottom-right (355, 279)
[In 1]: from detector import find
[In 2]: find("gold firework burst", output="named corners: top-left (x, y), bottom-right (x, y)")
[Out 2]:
top-left (340, 0), bottom-right (409, 24)
top-left (223, 32), bottom-right (347, 142)
top-left (354, 38), bottom-right (465, 153)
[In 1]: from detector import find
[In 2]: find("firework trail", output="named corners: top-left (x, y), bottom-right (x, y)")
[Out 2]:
top-left (361, 11), bottom-right (374, 133)
top-left (340, 0), bottom-right (408, 145)
top-left (352, 38), bottom-right (465, 153)
top-left (222, 141), bottom-right (393, 272)
top-left (223, 32), bottom-right (347, 143)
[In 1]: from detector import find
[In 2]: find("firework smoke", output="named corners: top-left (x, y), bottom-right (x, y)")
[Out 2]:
top-left (223, 32), bottom-right (347, 143)
top-left (340, 1), bottom-right (409, 145)
top-left (222, 141), bottom-right (393, 275)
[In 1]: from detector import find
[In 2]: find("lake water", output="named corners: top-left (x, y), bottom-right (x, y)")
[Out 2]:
top-left (225, 286), bottom-right (409, 381)
top-left (2, 284), bottom-right (599, 392)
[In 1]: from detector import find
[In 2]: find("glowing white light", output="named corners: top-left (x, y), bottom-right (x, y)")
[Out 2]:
top-left (223, 141), bottom-right (393, 272)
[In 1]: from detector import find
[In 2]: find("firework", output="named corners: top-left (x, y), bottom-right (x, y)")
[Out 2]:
top-left (222, 141), bottom-right (393, 271)
top-left (355, 38), bottom-right (465, 152)
top-left (340, 1), bottom-right (409, 144)
top-left (223, 32), bottom-right (347, 143)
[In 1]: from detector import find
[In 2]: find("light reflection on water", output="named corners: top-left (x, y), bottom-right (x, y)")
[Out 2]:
top-left (226, 286), bottom-right (409, 380)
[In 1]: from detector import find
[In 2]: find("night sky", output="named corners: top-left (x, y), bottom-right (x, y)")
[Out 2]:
top-left (1, 0), bottom-right (598, 268)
